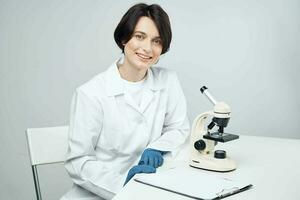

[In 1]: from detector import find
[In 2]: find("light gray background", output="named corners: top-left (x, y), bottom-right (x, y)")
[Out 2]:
top-left (0, 0), bottom-right (299, 199)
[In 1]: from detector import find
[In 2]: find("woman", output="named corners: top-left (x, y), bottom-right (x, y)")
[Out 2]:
top-left (61, 3), bottom-right (190, 200)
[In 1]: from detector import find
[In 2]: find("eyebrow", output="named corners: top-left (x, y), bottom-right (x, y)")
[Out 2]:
top-left (134, 31), bottom-right (161, 39)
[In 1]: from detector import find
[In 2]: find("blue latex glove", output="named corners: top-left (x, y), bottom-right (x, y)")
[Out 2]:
top-left (124, 165), bottom-right (156, 185)
top-left (138, 148), bottom-right (167, 168)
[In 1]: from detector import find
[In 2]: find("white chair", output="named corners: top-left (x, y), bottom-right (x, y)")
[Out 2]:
top-left (26, 126), bottom-right (69, 200)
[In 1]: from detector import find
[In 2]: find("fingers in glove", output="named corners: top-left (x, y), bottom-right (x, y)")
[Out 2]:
top-left (149, 156), bottom-right (154, 168)
top-left (154, 157), bottom-right (159, 168)
top-left (143, 155), bottom-right (150, 166)
top-left (138, 160), bottom-right (144, 165)
top-left (158, 156), bottom-right (163, 167)
top-left (141, 165), bottom-right (156, 173)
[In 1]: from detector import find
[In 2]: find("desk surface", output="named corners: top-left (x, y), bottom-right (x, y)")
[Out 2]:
top-left (112, 135), bottom-right (300, 200)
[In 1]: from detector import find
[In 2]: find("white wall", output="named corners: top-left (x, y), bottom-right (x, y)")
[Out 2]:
top-left (0, 0), bottom-right (299, 199)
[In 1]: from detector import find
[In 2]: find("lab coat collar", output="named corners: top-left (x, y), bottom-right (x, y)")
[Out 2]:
top-left (105, 57), bottom-right (164, 97)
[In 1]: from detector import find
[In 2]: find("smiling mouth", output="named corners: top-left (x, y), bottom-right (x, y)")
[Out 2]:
top-left (136, 53), bottom-right (152, 60)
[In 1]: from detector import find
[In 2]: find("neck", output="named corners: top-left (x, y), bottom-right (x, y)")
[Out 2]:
top-left (117, 63), bottom-right (147, 82)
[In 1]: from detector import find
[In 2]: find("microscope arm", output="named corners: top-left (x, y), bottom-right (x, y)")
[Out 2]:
top-left (190, 111), bottom-right (215, 154)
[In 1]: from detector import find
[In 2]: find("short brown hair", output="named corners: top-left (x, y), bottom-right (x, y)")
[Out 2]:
top-left (114, 3), bottom-right (172, 54)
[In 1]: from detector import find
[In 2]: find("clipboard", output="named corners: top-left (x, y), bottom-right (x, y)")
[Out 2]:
top-left (134, 166), bottom-right (253, 200)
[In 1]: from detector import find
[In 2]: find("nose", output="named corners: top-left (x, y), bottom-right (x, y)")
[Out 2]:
top-left (142, 39), bottom-right (152, 53)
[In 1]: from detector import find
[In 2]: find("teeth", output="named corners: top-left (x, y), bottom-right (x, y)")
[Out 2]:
top-left (137, 53), bottom-right (151, 59)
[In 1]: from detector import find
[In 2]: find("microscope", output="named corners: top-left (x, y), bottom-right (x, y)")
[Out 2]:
top-left (190, 86), bottom-right (239, 172)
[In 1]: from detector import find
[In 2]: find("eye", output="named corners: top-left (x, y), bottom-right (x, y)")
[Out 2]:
top-left (134, 34), bottom-right (145, 40)
top-left (153, 38), bottom-right (162, 45)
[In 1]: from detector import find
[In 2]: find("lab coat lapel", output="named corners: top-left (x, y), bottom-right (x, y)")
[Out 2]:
top-left (105, 61), bottom-right (164, 115)
top-left (124, 93), bottom-right (140, 113)
top-left (140, 67), bottom-right (163, 113)
top-left (105, 59), bottom-right (144, 114)
top-left (140, 89), bottom-right (155, 113)
top-left (124, 88), bottom-right (155, 115)
top-left (104, 59), bottom-right (124, 97)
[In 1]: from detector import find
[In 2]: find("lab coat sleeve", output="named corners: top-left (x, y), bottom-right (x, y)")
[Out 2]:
top-left (65, 88), bottom-right (125, 199)
top-left (147, 72), bottom-right (190, 156)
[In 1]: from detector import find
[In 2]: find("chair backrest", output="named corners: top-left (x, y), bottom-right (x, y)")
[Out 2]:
top-left (26, 126), bottom-right (69, 200)
top-left (26, 126), bottom-right (69, 166)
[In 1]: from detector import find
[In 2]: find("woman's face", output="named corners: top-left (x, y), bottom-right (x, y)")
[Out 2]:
top-left (123, 16), bottom-right (162, 71)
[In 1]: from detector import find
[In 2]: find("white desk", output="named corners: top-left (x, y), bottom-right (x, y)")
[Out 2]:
top-left (113, 135), bottom-right (300, 200)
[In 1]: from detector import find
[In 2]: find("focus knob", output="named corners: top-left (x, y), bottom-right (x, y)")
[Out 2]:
top-left (194, 140), bottom-right (206, 150)
top-left (214, 150), bottom-right (226, 159)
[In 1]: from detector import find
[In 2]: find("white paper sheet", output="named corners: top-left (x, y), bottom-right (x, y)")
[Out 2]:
top-left (134, 166), bottom-right (252, 200)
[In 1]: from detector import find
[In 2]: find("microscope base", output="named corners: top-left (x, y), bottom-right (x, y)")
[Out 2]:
top-left (190, 154), bottom-right (236, 172)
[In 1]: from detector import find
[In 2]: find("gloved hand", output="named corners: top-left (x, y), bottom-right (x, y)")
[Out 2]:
top-left (138, 148), bottom-right (167, 168)
top-left (124, 165), bottom-right (156, 185)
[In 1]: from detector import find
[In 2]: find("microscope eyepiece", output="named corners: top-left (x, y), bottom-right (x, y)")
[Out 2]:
top-left (200, 86), bottom-right (217, 105)
top-left (200, 86), bottom-right (208, 93)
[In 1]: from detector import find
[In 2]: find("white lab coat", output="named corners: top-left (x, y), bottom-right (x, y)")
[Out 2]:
top-left (61, 59), bottom-right (190, 200)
